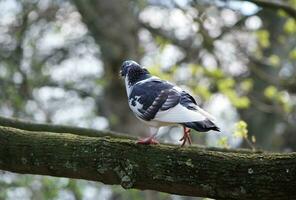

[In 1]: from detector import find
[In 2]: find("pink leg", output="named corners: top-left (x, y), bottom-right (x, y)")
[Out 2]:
top-left (179, 127), bottom-right (192, 147)
top-left (136, 129), bottom-right (159, 145)
top-left (136, 135), bottom-right (159, 145)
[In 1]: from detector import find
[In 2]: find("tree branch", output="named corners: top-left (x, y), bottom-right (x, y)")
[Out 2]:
top-left (140, 22), bottom-right (197, 52)
top-left (232, 0), bottom-right (296, 19)
top-left (140, 21), bottom-right (202, 64)
top-left (0, 116), bottom-right (130, 139)
top-left (0, 117), bottom-right (296, 199)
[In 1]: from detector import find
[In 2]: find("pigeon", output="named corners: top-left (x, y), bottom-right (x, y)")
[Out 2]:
top-left (120, 60), bottom-right (220, 146)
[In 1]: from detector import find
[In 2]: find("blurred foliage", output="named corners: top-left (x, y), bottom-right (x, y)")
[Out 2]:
top-left (256, 30), bottom-right (270, 48)
top-left (284, 18), bottom-right (296, 34)
top-left (233, 120), bottom-right (256, 150)
top-left (234, 120), bottom-right (248, 139)
top-left (0, 0), bottom-right (295, 199)
top-left (217, 136), bottom-right (230, 148)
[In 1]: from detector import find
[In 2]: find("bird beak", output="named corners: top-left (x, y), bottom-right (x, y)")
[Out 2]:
top-left (119, 70), bottom-right (124, 77)
top-left (120, 67), bottom-right (128, 77)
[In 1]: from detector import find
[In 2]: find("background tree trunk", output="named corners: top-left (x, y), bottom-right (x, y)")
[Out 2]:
top-left (72, 0), bottom-right (145, 134)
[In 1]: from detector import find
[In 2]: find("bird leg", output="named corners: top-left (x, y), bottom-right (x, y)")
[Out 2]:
top-left (179, 127), bottom-right (192, 147)
top-left (136, 138), bottom-right (159, 145)
top-left (136, 135), bottom-right (159, 145)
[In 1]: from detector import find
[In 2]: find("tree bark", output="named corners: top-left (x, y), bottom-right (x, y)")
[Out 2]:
top-left (72, 0), bottom-right (145, 134)
top-left (0, 119), bottom-right (295, 199)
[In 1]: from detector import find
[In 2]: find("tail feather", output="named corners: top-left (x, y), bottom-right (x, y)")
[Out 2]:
top-left (182, 119), bottom-right (220, 132)
top-left (195, 106), bottom-right (216, 122)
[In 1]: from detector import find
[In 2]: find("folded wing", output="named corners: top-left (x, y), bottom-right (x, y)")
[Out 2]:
top-left (138, 87), bottom-right (213, 123)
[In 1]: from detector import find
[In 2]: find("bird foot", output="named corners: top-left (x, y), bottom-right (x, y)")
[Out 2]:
top-left (179, 127), bottom-right (192, 147)
top-left (136, 137), bottom-right (159, 145)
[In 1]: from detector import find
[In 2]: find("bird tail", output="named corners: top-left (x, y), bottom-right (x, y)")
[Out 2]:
top-left (182, 119), bottom-right (220, 132)
top-left (195, 106), bottom-right (216, 122)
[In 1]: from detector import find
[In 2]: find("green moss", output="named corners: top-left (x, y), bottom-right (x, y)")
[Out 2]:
top-left (200, 184), bottom-right (214, 195)
top-left (97, 167), bottom-right (108, 174)
top-left (64, 161), bottom-right (72, 169)
top-left (21, 157), bottom-right (28, 164)
top-left (185, 159), bottom-right (194, 168)
top-left (121, 175), bottom-right (133, 189)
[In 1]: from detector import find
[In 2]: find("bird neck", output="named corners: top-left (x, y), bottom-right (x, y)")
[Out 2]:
top-left (127, 72), bottom-right (151, 86)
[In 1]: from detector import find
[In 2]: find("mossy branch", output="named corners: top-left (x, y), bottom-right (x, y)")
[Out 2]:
top-left (0, 117), bottom-right (296, 199)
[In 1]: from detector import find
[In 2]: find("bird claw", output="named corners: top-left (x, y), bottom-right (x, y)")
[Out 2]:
top-left (136, 137), bottom-right (159, 145)
top-left (180, 127), bottom-right (192, 147)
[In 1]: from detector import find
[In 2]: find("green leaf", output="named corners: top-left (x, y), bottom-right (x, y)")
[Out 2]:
top-left (194, 85), bottom-right (211, 100)
top-left (284, 18), bottom-right (296, 34)
top-left (233, 120), bottom-right (248, 139)
top-left (277, 9), bottom-right (288, 17)
top-left (256, 30), bottom-right (270, 48)
top-left (264, 86), bottom-right (278, 99)
top-left (289, 48), bottom-right (296, 60)
top-left (240, 79), bottom-right (253, 92)
top-left (189, 64), bottom-right (204, 75)
top-left (218, 136), bottom-right (229, 148)
top-left (278, 92), bottom-right (293, 113)
top-left (222, 89), bottom-right (250, 109)
top-left (217, 78), bottom-right (235, 92)
top-left (268, 55), bottom-right (281, 67)
top-left (234, 96), bottom-right (250, 108)
top-left (204, 68), bottom-right (224, 79)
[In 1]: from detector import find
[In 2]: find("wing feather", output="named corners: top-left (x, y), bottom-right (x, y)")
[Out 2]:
top-left (138, 89), bottom-right (180, 120)
top-left (131, 81), bottom-right (215, 123)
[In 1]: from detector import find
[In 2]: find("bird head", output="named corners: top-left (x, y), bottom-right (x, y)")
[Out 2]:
top-left (120, 60), bottom-right (141, 77)
top-left (120, 60), bottom-right (150, 85)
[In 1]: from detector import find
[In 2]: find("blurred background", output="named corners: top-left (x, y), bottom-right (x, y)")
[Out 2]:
top-left (0, 0), bottom-right (295, 199)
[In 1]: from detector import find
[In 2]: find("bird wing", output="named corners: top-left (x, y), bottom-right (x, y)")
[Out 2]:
top-left (138, 88), bottom-right (181, 121)
top-left (129, 78), bottom-right (214, 123)
top-left (128, 78), bottom-right (174, 120)
top-left (152, 90), bottom-right (209, 123)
